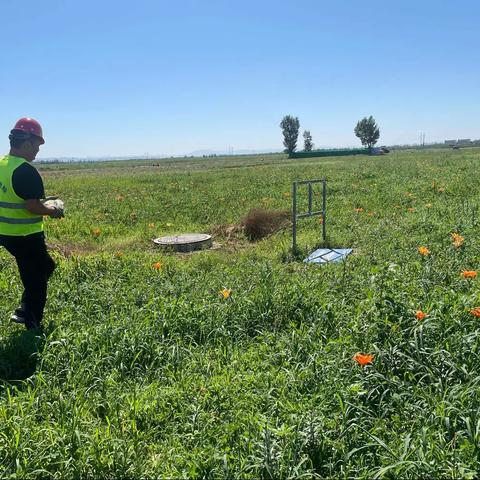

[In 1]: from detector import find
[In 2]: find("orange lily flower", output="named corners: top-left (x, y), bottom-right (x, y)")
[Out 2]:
top-left (451, 233), bottom-right (464, 248)
top-left (418, 246), bottom-right (430, 256)
top-left (220, 288), bottom-right (231, 299)
top-left (353, 353), bottom-right (374, 366)
top-left (415, 310), bottom-right (427, 320)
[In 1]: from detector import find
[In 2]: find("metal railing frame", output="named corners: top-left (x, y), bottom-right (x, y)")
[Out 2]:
top-left (292, 179), bottom-right (326, 253)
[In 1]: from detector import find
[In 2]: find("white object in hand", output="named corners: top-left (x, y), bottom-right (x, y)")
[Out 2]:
top-left (43, 198), bottom-right (65, 215)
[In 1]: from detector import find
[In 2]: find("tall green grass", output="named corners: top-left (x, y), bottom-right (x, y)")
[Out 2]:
top-left (1, 148), bottom-right (480, 478)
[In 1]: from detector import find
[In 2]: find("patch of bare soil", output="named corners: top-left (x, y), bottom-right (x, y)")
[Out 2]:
top-left (210, 223), bottom-right (245, 240)
top-left (46, 241), bottom-right (98, 258)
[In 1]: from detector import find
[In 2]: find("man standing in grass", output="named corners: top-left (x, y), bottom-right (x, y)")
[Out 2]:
top-left (0, 118), bottom-right (63, 330)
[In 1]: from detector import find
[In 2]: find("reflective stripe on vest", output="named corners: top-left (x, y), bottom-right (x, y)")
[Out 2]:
top-left (0, 201), bottom-right (26, 209)
top-left (0, 216), bottom-right (43, 224)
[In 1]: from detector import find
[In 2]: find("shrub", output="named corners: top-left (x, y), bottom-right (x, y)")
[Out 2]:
top-left (242, 208), bottom-right (290, 241)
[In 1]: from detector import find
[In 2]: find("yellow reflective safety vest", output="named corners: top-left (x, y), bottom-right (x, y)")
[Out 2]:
top-left (0, 155), bottom-right (44, 236)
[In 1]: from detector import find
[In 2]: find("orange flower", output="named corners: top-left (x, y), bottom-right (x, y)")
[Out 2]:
top-left (415, 310), bottom-right (427, 320)
top-left (91, 228), bottom-right (101, 237)
top-left (152, 262), bottom-right (162, 270)
top-left (220, 288), bottom-right (231, 299)
top-left (451, 233), bottom-right (464, 248)
top-left (407, 207), bottom-right (415, 213)
top-left (353, 353), bottom-right (374, 366)
top-left (462, 270), bottom-right (477, 279)
top-left (418, 246), bottom-right (430, 256)
top-left (354, 207), bottom-right (364, 213)
top-left (469, 307), bottom-right (480, 317)
top-left (115, 251), bottom-right (124, 258)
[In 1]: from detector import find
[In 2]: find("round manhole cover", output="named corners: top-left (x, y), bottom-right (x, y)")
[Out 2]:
top-left (153, 233), bottom-right (213, 252)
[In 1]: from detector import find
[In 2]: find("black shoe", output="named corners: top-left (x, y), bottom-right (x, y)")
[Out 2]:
top-left (23, 312), bottom-right (41, 331)
top-left (10, 313), bottom-right (25, 324)
top-left (15, 302), bottom-right (26, 317)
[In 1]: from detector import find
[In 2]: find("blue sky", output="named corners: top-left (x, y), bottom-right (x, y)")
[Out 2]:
top-left (1, 0), bottom-right (479, 158)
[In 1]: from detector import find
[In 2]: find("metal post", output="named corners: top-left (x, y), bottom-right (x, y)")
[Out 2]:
top-left (292, 182), bottom-right (297, 253)
top-left (322, 179), bottom-right (327, 241)
top-left (308, 183), bottom-right (313, 214)
top-left (291, 178), bottom-right (326, 253)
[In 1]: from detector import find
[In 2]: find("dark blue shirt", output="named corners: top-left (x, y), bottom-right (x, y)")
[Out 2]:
top-left (12, 162), bottom-right (45, 200)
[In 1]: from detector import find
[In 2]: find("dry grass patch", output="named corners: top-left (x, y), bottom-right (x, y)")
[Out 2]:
top-left (241, 208), bottom-right (290, 241)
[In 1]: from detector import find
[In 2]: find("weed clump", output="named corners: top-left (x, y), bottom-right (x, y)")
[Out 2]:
top-left (241, 208), bottom-right (290, 241)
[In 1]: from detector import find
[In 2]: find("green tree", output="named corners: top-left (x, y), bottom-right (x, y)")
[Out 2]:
top-left (303, 130), bottom-right (313, 151)
top-left (354, 116), bottom-right (380, 153)
top-left (280, 115), bottom-right (300, 154)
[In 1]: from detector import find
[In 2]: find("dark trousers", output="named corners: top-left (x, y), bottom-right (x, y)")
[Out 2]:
top-left (0, 232), bottom-right (56, 324)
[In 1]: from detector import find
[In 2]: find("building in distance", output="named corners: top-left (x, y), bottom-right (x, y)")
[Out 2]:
top-left (445, 139), bottom-right (472, 146)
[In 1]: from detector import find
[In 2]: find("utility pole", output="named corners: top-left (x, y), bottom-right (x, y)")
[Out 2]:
top-left (419, 132), bottom-right (426, 148)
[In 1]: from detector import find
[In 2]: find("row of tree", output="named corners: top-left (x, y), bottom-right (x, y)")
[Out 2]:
top-left (280, 115), bottom-right (380, 154)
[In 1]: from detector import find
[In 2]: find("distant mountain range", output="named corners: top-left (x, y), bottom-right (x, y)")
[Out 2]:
top-left (187, 148), bottom-right (284, 156)
top-left (38, 148), bottom-right (286, 163)
top-left (37, 140), bottom-right (480, 164)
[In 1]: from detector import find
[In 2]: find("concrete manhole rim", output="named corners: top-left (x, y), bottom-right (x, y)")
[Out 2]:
top-left (153, 233), bottom-right (213, 252)
top-left (153, 233), bottom-right (212, 246)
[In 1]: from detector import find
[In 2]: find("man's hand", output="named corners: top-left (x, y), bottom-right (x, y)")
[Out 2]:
top-left (43, 199), bottom-right (65, 218)
top-left (49, 206), bottom-right (64, 219)
top-left (25, 199), bottom-right (65, 218)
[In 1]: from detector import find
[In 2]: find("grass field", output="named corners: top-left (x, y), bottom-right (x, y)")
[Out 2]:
top-left (1, 148), bottom-right (480, 478)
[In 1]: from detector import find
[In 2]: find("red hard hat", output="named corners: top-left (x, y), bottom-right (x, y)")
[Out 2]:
top-left (11, 117), bottom-right (45, 144)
